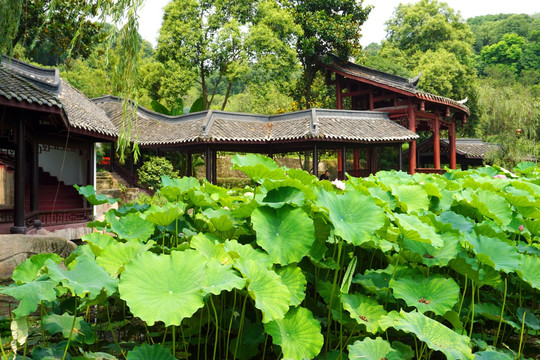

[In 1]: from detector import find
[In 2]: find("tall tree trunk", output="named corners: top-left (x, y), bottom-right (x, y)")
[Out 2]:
top-left (221, 80), bottom-right (233, 110)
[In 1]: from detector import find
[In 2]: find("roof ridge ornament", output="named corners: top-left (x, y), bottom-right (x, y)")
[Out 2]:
top-left (457, 97), bottom-right (468, 104)
top-left (310, 108), bottom-right (319, 137)
top-left (202, 110), bottom-right (214, 136)
top-left (408, 71), bottom-right (422, 87)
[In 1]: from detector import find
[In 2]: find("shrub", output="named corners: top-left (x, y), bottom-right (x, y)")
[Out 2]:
top-left (137, 156), bottom-right (179, 190)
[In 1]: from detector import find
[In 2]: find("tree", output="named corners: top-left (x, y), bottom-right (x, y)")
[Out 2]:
top-left (287, 0), bottom-right (372, 108)
top-left (157, 0), bottom-right (300, 111)
top-left (480, 33), bottom-right (525, 75)
top-left (8, 0), bottom-right (104, 65)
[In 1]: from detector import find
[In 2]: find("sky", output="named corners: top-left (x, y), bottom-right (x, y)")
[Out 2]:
top-left (138, 0), bottom-right (540, 48)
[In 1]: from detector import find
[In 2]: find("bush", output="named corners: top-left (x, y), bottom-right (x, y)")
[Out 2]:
top-left (137, 156), bottom-right (179, 190)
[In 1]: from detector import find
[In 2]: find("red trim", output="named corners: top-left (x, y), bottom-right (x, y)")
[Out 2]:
top-left (0, 98), bottom-right (62, 113)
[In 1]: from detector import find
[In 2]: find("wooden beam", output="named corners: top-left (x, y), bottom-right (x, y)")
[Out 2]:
top-left (433, 114), bottom-right (441, 169)
top-left (408, 103), bottom-right (417, 175)
top-left (336, 75), bottom-right (343, 109)
top-left (449, 122), bottom-right (457, 170)
top-left (342, 89), bottom-right (372, 98)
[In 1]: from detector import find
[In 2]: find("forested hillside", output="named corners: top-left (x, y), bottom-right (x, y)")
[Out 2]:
top-left (7, 0), bottom-right (540, 167)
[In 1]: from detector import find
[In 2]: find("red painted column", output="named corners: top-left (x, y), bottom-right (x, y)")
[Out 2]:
top-left (433, 115), bottom-right (441, 169)
top-left (353, 149), bottom-right (359, 173)
top-left (449, 121), bottom-right (457, 169)
top-left (337, 149), bottom-right (343, 179)
top-left (369, 89), bottom-right (374, 110)
top-left (336, 75), bottom-right (343, 110)
top-left (408, 103), bottom-right (417, 174)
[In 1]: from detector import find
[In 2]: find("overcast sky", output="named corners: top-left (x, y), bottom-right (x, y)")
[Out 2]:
top-left (138, 0), bottom-right (540, 48)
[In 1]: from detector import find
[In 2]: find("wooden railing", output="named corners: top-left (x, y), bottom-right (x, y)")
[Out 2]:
top-left (415, 168), bottom-right (447, 175)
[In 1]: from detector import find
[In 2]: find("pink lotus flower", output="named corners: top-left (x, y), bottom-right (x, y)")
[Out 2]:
top-left (519, 224), bottom-right (524, 231)
top-left (493, 174), bottom-right (508, 179)
top-left (332, 179), bottom-right (346, 190)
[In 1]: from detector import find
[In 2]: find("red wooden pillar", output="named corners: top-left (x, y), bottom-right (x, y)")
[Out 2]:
top-left (433, 115), bottom-right (441, 169)
top-left (336, 75), bottom-right (343, 110)
top-left (408, 103), bottom-right (417, 174)
top-left (337, 149), bottom-right (343, 179)
top-left (449, 121), bottom-right (457, 169)
top-left (353, 149), bottom-right (359, 174)
top-left (369, 89), bottom-right (374, 110)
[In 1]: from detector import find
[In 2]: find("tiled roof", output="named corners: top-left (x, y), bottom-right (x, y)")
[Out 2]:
top-left (324, 56), bottom-right (470, 115)
top-left (0, 56), bottom-right (116, 138)
top-left (441, 138), bottom-right (500, 159)
top-left (93, 97), bottom-right (419, 146)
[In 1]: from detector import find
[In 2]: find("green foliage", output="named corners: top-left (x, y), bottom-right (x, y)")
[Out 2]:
top-left (2, 157), bottom-right (540, 359)
top-left (137, 156), bottom-right (179, 190)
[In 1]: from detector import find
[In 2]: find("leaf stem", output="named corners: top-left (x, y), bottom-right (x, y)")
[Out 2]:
top-left (225, 290), bottom-right (237, 360)
top-left (233, 294), bottom-right (248, 360)
top-left (494, 277), bottom-right (507, 347)
top-left (62, 297), bottom-right (78, 360)
top-left (210, 296), bottom-right (219, 360)
top-left (518, 309), bottom-right (526, 359)
top-left (325, 237), bottom-right (343, 353)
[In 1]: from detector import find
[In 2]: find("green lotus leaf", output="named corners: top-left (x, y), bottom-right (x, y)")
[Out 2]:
top-left (106, 212), bottom-right (155, 242)
top-left (259, 186), bottom-right (306, 208)
top-left (449, 253), bottom-right (501, 287)
top-left (74, 184), bottom-right (117, 205)
top-left (32, 343), bottom-right (70, 360)
top-left (391, 341), bottom-right (415, 360)
top-left (286, 168), bottom-right (317, 185)
top-left (316, 190), bottom-right (385, 246)
top-left (390, 184), bottom-right (429, 213)
top-left (368, 187), bottom-right (397, 210)
top-left (46, 256), bottom-right (118, 299)
top-left (464, 233), bottom-right (521, 273)
top-left (402, 232), bottom-right (461, 267)
top-left (224, 239), bottom-right (273, 268)
top-left (276, 266), bottom-right (307, 306)
top-left (231, 154), bottom-right (286, 183)
top-left (235, 259), bottom-right (290, 323)
top-left (119, 250), bottom-right (207, 326)
top-left (12, 253), bottom-right (62, 284)
top-left (437, 211), bottom-right (474, 233)
top-left (264, 307), bottom-right (323, 360)
top-left (517, 307), bottom-right (540, 330)
top-left (43, 312), bottom-right (95, 344)
top-left (394, 213), bottom-right (443, 247)
top-left (191, 233), bottom-right (232, 264)
top-left (523, 219), bottom-right (540, 236)
top-left (114, 203), bottom-right (150, 216)
top-left (83, 232), bottom-right (116, 256)
top-left (126, 343), bottom-right (175, 360)
top-left (159, 175), bottom-right (200, 202)
top-left (474, 350), bottom-right (513, 359)
top-left (347, 337), bottom-right (400, 360)
top-left (392, 310), bottom-right (474, 360)
top-left (79, 351), bottom-right (118, 359)
top-left (471, 190), bottom-right (513, 226)
top-left (252, 205), bottom-right (315, 265)
top-left (202, 258), bottom-right (246, 295)
top-left (341, 293), bottom-right (387, 334)
top-left (143, 203), bottom-right (184, 227)
top-left (201, 208), bottom-right (235, 233)
top-left (96, 240), bottom-right (153, 277)
top-left (517, 254), bottom-right (540, 290)
top-left (511, 180), bottom-right (540, 199)
top-left (503, 187), bottom-right (540, 208)
top-left (474, 302), bottom-right (520, 329)
top-left (0, 278), bottom-right (57, 318)
top-left (353, 265), bottom-right (422, 294)
top-left (390, 275), bottom-right (460, 316)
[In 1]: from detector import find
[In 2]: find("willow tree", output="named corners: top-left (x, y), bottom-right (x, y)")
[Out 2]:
top-left (1, 0), bottom-right (146, 159)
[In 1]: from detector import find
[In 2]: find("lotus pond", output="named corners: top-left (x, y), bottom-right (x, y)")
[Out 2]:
top-left (1, 155), bottom-right (540, 360)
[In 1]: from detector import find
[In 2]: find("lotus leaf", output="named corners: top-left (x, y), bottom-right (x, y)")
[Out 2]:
top-left (79, 351), bottom-right (118, 359)
top-left (341, 293), bottom-right (387, 334)
top-left (202, 258), bottom-right (246, 295)
top-left (231, 160), bottom-right (286, 183)
top-left (394, 213), bottom-right (443, 247)
top-left (437, 211), bottom-right (475, 233)
top-left (96, 241), bottom-right (153, 277)
top-left (260, 186), bottom-right (306, 208)
top-left (235, 259), bottom-right (290, 323)
top-left (276, 266), bottom-right (307, 306)
top-left (224, 240), bottom-right (273, 268)
top-left (449, 254), bottom-right (501, 287)
top-left (143, 203), bottom-right (184, 226)
top-left (126, 343), bottom-right (175, 360)
top-left (367, 187), bottom-right (397, 210)
top-left (252, 205), bottom-right (315, 265)
top-left (472, 190), bottom-right (513, 226)
top-left (12, 253), bottom-right (62, 284)
top-left (464, 233), bottom-right (521, 273)
top-left (191, 234), bottom-right (231, 264)
top-left (119, 250), bottom-right (207, 326)
top-left (83, 233), bottom-right (116, 256)
top-left (202, 208), bottom-right (235, 233)
top-left (114, 203), bottom-right (150, 216)
top-left (474, 350), bottom-right (513, 359)
top-left (0, 278), bottom-right (57, 318)
top-left (264, 307), bottom-right (323, 360)
top-left (106, 212), bottom-right (155, 242)
top-left (517, 254), bottom-right (540, 290)
top-left (390, 184), bottom-right (429, 213)
top-left (390, 275), bottom-right (460, 316)
top-left (503, 187), bottom-right (540, 208)
top-left (516, 307), bottom-right (540, 330)
top-left (347, 337), bottom-right (400, 360)
top-left (74, 184), bottom-right (117, 205)
top-left (402, 232), bottom-right (461, 267)
top-left (392, 310), bottom-right (474, 360)
top-left (287, 168), bottom-right (317, 185)
top-left (316, 190), bottom-right (385, 246)
top-left (474, 302), bottom-right (520, 329)
top-left (231, 153), bottom-right (280, 170)
top-left (159, 175), bottom-right (200, 202)
top-left (43, 313), bottom-right (95, 344)
top-left (46, 256), bottom-right (118, 299)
